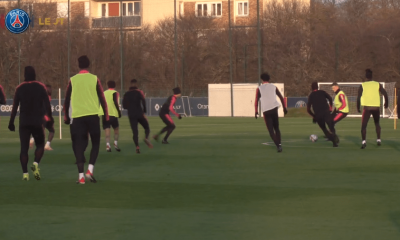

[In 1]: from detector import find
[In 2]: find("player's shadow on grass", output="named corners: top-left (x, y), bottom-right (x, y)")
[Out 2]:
top-left (382, 140), bottom-right (400, 152)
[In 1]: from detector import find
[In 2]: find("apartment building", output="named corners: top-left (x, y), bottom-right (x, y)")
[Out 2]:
top-left (0, 0), bottom-right (308, 30)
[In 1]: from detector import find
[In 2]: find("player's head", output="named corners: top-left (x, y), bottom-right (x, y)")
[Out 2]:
top-left (331, 82), bottom-right (339, 92)
top-left (24, 66), bottom-right (36, 81)
top-left (173, 87), bottom-right (181, 97)
top-left (365, 69), bottom-right (373, 80)
top-left (78, 55), bottom-right (90, 69)
top-left (107, 81), bottom-right (116, 89)
top-left (45, 84), bottom-right (52, 96)
top-left (311, 82), bottom-right (318, 91)
top-left (260, 73), bottom-right (270, 82)
top-left (130, 79), bottom-right (137, 87)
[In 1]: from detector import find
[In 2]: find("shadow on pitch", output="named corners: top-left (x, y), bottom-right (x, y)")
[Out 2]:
top-left (390, 212), bottom-right (400, 233)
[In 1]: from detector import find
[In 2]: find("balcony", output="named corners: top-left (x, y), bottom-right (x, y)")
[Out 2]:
top-left (92, 16), bottom-right (141, 29)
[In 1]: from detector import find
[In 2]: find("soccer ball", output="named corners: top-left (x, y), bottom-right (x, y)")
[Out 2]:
top-left (310, 134), bottom-right (318, 142)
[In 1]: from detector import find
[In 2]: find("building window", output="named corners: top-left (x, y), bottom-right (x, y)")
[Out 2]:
top-left (84, 2), bottom-right (89, 18)
top-left (196, 2), bottom-right (221, 17)
top-left (237, 1), bottom-right (248, 16)
top-left (101, 3), bottom-right (106, 17)
top-left (102, 2), bottom-right (140, 17)
top-left (179, 2), bottom-right (184, 17)
top-left (57, 2), bottom-right (68, 18)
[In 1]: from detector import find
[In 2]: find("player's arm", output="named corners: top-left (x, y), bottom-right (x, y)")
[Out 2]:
top-left (323, 91), bottom-right (333, 111)
top-left (0, 85), bottom-right (6, 104)
top-left (337, 93), bottom-right (347, 112)
top-left (379, 84), bottom-right (389, 108)
top-left (113, 92), bottom-right (121, 118)
top-left (41, 84), bottom-right (53, 123)
top-left (9, 88), bottom-right (20, 131)
top-left (357, 85), bottom-right (362, 113)
top-left (63, 80), bottom-right (72, 124)
top-left (276, 88), bottom-right (288, 115)
top-left (122, 92), bottom-right (128, 110)
top-left (255, 88), bottom-right (260, 116)
top-left (140, 90), bottom-right (147, 114)
top-left (169, 96), bottom-right (180, 117)
top-left (96, 79), bottom-right (109, 121)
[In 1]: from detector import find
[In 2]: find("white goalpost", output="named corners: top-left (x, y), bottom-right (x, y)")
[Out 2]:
top-left (318, 82), bottom-right (396, 118)
top-left (59, 88), bottom-right (62, 139)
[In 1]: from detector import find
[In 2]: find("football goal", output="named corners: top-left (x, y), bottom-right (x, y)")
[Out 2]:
top-left (318, 82), bottom-right (396, 118)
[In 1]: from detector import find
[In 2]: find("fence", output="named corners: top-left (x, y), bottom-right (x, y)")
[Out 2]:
top-left (0, 0), bottom-right (399, 106)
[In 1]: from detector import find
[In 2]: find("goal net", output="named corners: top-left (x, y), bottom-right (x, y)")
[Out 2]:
top-left (318, 82), bottom-right (396, 118)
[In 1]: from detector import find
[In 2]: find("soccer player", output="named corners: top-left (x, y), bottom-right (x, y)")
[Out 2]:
top-left (357, 69), bottom-right (388, 149)
top-left (153, 87), bottom-right (182, 144)
top-left (63, 55), bottom-right (109, 184)
top-left (307, 82), bottom-right (339, 147)
top-left (122, 79), bottom-right (153, 153)
top-left (0, 85), bottom-right (5, 105)
top-left (8, 66), bottom-right (53, 181)
top-left (100, 80), bottom-right (122, 152)
top-left (331, 82), bottom-right (349, 124)
top-left (255, 73), bottom-right (288, 152)
top-left (30, 84), bottom-right (55, 150)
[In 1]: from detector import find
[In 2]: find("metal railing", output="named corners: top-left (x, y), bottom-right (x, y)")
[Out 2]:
top-left (92, 16), bottom-right (141, 28)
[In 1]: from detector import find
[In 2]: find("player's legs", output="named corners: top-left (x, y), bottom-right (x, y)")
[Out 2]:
top-left (19, 125), bottom-right (31, 179)
top-left (129, 117), bottom-right (140, 147)
top-left (333, 112), bottom-right (347, 124)
top-left (31, 125), bottom-right (45, 180)
top-left (271, 108), bottom-right (281, 146)
top-left (103, 116), bottom-right (111, 150)
top-left (263, 108), bottom-right (280, 148)
top-left (138, 116), bottom-right (150, 140)
top-left (361, 109), bottom-right (371, 141)
top-left (112, 118), bottom-right (120, 151)
top-left (371, 108), bottom-right (381, 143)
top-left (88, 115), bottom-right (101, 166)
top-left (325, 113), bottom-right (338, 146)
top-left (70, 117), bottom-right (89, 177)
top-left (138, 116), bottom-right (153, 148)
top-left (163, 115), bottom-right (176, 142)
top-left (317, 118), bottom-right (333, 141)
top-left (45, 122), bottom-right (55, 150)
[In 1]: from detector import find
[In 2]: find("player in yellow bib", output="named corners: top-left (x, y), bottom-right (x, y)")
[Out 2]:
top-left (63, 56), bottom-right (109, 184)
top-left (356, 69), bottom-right (388, 149)
top-left (99, 81), bottom-right (122, 152)
top-left (331, 82), bottom-right (349, 124)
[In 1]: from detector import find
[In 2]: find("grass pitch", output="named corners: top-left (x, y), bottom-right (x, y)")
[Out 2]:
top-left (1, 116), bottom-right (400, 240)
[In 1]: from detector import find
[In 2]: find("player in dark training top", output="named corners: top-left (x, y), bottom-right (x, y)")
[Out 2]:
top-left (9, 66), bottom-right (53, 181)
top-left (153, 87), bottom-right (182, 144)
top-left (307, 82), bottom-right (339, 147)
top-left (255, 73), bottom-right (288, 152)
top-left (357, 69), bottom-right (388, 149)
top-left (0, 85), bottom-right (5, 105)
top-left (30, 84), bottom-right (55, 151)
top-left (123, 79), bottom-right (153, 153)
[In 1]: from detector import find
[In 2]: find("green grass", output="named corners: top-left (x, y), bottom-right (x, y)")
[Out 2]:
top-left (1, 116), bottom-right (400, 240)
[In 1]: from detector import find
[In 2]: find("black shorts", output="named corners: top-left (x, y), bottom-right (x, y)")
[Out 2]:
top-left (103, 116), bottom-right (119, 130)
top-left (20, 124), bottom-right (45, 147)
